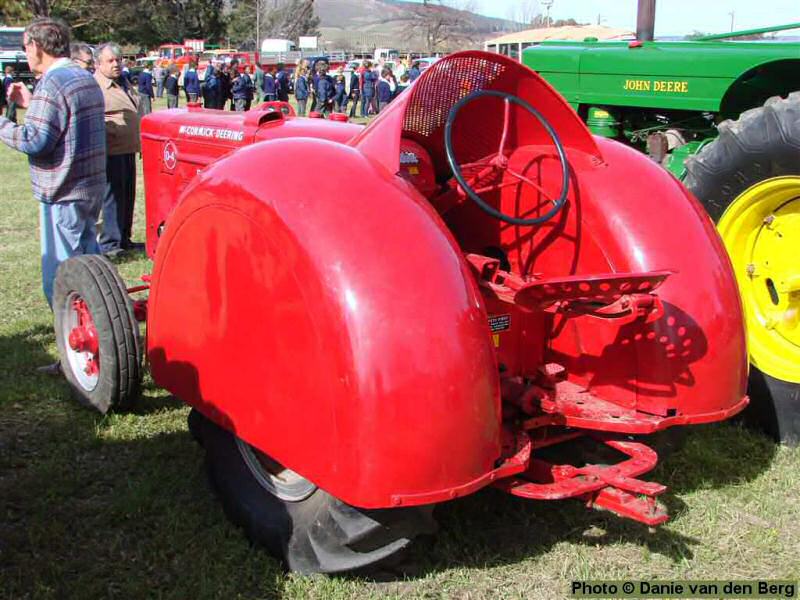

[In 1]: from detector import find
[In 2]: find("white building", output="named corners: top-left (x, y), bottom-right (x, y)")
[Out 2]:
top-left (484, 25), bottom-right (635, 61)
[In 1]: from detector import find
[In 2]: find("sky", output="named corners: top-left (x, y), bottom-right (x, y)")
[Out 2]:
top-left (410, 0), bottom-right (800, 37)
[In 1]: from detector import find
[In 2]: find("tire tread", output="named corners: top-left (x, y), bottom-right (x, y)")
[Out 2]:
top-left (191, 409), bottom-right (436, 574)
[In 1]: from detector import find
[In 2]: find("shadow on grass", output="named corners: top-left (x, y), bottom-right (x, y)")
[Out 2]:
top-left (344, 422), bottom-right (777, 582)
top-left (0, 322), bottom-right (65, 405)
top-left (0, 327), bottom-right (287, 597)
top-left (0, 320), bottom-right (182, 417)
top-left (654, 422), bottom-right (777, 495)
top-left (104, 247), bottom-right (148, 266)
top-left (0, 414), bottom-right (780, 595)
top-left (0, 324), bottom-right (780, 591)
top-left (0, 406), bottom-right (286, 600)
top-left (402, 488), bottom-right (697, 574)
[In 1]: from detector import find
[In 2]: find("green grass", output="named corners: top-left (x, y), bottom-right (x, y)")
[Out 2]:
top-left (0, 97), bottom-right (798, 599)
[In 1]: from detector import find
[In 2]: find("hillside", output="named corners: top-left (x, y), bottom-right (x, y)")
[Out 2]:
top-left (315, 0), bottom-right (518, 52)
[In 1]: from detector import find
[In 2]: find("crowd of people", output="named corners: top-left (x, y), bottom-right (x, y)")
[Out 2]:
top-left (290, 57), bottom-right (420, 118)
top-left (2, 42), bottom-right (427, 122)
top-left (100, 54), bottom-right (425, 118)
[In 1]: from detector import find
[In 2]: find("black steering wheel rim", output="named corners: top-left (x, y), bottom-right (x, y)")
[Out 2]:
top-left (444, 89), bottom-right (570, 226)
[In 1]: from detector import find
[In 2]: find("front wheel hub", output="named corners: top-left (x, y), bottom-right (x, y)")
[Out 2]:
top-left (62, 294), bottom-right (100, 390)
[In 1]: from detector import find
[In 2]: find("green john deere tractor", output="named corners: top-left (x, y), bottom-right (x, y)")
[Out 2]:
top-left (523, 12), bottom-right (800, 444)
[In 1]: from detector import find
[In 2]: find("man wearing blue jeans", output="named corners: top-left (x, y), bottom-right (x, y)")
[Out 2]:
top-left (0, 17), bottom-right (106, 372)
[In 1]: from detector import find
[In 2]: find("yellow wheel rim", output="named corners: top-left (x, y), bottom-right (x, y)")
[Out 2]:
top-left (718, 176), bottom-right (800, 383)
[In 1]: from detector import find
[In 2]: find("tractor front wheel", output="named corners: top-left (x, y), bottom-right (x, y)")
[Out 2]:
top-left (188, 409), bottom-right (437, 575)
top-left (53, 255), bottom-right (141, 413)
top-left (685, 94), bottom-right (800, 444)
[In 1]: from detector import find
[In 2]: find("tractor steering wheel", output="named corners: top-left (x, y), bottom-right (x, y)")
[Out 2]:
top-left (444, 90), bottom-right (570, 226)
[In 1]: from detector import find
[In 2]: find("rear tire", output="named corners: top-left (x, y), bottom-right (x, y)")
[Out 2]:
top-left (53, 255), bottom-right (141, 413)
top-left (189, 409), bottom-right (437, 574)
top-left (746, 368), bottom-right (800, 445)
top-left (685, 94), bottom-right (800, 445)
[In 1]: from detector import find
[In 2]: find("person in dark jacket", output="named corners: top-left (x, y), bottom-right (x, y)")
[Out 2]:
top-left (315, 66), bottom-right (334, 116)
top-left (348, 69), bottom-right (360, 118)
top-left (294, 66), bottom-right (309, 116)
top-left (231, 67), bottom-right (251, 111)
top-left (361, 62), bottom-right (378, 117)
top-left (308, 69), bottom-right (317, 113)
top-left (0, 68), bottom-right (6, 115)
top-left (409, 61), bottom-right (421, 82)
top-left (121, 59), bottom-right (134, 87)
top-left (334, 74), bottom-right (347, 113)
top-left (218, 64), bottom-right (231, 109)
top-left (202, 64), bottom-right (219, 109)
top-left (183, 61), bottom-right (200, 102)
top-left (244, 65), bottom-right (254, 110)
top-left (394, 73), bottom-right (410, 98)
top-left (3, 66), bottom-right (16, 124)
top-left (262, 68), bottom-right (276, 101)
top-left (137, 67), bottom-right (154, 115)
top-left (275, 63), bottom-right (290, 102)
top-left (228, 60), bottom-right (239, 110)
top-left (377, 69), bottom-right (392, 113)
top-left (309, 59), bottom-right (327, 112)
top-left (165, 66), bottom-right (179, 108)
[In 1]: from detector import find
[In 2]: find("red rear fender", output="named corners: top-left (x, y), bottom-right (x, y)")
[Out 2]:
top-left (146, 137), bottom-right (502, 508)
top-left (540, 140), bottom-right (748, 420)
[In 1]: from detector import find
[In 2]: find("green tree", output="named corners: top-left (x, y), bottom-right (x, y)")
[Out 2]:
top-left (0, 0), bottom-right (33, 24)
top-left (1, 0), bottom-right (228, 48)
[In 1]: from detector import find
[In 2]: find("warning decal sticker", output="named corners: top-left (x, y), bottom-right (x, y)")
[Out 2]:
top-left (488, 314), bottom-right (511, 333)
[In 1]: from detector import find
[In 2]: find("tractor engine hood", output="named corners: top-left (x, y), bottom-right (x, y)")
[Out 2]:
top-left (140, 103), bottom-right (363, 257)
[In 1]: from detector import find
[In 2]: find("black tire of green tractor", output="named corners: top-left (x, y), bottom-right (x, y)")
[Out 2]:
top-left (188, 409), bottom-right (438, 575)
top-left (746, 369), bottom-right (800, 445)
top-left (684, 93), bottom-right (800, 445)
top-left (53, 255), bottom-right (142, 413)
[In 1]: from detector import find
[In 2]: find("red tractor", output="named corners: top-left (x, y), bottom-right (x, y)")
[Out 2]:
top-left (52, 52), bottom-right (748, 574)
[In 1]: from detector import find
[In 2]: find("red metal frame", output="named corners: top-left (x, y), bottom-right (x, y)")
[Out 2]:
top-left (127, 275), bottom-right (151, 323)
top-left (497, 434), bottom-right (668, 526)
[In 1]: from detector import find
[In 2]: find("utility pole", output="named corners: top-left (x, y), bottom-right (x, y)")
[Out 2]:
top-left (729, 11), bottom-right (735, 32)
top-left (541, 0), bottom-right (554, 28)
top-left (256, 0), bottom-right (260, 52)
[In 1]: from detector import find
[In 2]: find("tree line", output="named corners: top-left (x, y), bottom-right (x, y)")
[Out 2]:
top-left (0, 0), bottom-right (319, 51)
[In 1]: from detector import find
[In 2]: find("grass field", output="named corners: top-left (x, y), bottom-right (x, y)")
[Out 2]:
top-left (0, 97), bottom-right (798, 600)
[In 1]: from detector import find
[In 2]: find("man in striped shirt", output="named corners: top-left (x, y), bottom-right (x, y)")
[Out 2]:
top-left (0, 18), bottom-right (106, 313)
